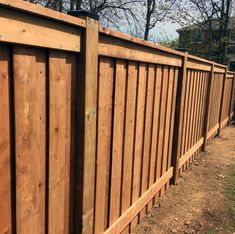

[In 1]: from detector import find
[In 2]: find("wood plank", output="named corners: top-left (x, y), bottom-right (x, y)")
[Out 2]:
top-left (221, 117), bottom-right (229, 129)
top-left (99, 35), bottom-right (182, 67)
top-left (121, 61), bottom-right (138, 233)
top-left (187, 59), bottom-right (211, 71)
top-left (48, 51), bottom-right (75, 234)
top-left (156, 66), bottom-right (169, 182)
top-left (207, 123), bottom-right (219, 140)
top-left (167, 68), bottom-right (179, 170)
top-left (179, 138), bottom-right (204, 169)
top-left (218, 70), bottom-right (227, 135)
top-left (228, 76), bottom-right (235, 125)
top-left (14, 47), bottom-right (46, 234)
top-left (202, 64), bottom-right (214, 151)
top-left (74, 17), bottom-right (99, 234)
top-left (103, 168), bottom-right (173, 234)
top-left (0, 0), bottom-right (86, 28)
top-left (95, 57), bottom-right (114, 234)
top-left (214, 66), bottom-right (226, 73)
top-left (0, 45), bottom-right (12, 234)
top-left (99, 27), bottom-right (185, 57)
top-left (131, 63), bottom-right (148, 230)
top-left (147, 65), bottom-right (162, 210)
top-left (0, 8), bottom-right (81, 52)
top-left (180, 69), bottom-right (190, 156)
top-left (162, 67), bottom-right (174, 175)
top-left (109, 60), bottom-right (127, 225)
top-left (184, 70), bottom-right (193, 154)
top-left (140, 64), bottom-right (155, 218)
top-left (171, 54), bottom-right (188, 184)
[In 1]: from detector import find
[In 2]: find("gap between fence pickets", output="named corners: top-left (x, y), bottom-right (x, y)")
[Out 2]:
top-left (103, 167), bottom-right (173, 234)
top-left (178, 137), bottom-right (204, 169)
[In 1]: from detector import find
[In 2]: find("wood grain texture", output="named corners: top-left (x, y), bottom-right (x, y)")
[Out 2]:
top-left (0, 8), bottom-right (81, 52)
top-left (130, 63), bottom-right (148, 230)
top-left (140, 64), bottom-right (155, 218)
top-left (109, 60), bottom-right (127, 225)
top-left (0, 45), bottom-right (12, 234)
top-left (48, 51), bottom-right (75, 234)
top-left (120, 61), bottom-right (138, 234)
top-left (95, 57), bottom-right (114, 234)
top-left (14, 47), bottom-right (46, 234)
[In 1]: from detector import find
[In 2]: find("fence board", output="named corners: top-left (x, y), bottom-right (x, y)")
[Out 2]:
top-left (0, 45), bottom-right (12, 234)
top-left (130, 63), bottom-right (148, 230)
top-left (109, 60), bottom-right (127, 225)
top-left (120, 61), bottom-right (138, 234)
top-left (48, 51), bottom-right (75, 234)
top-left (140, 64), bottom-right (155, 218)
top-left (95, 57), bottom-right (114, 234)
top-left (14, 47), bottom-right (46, 234)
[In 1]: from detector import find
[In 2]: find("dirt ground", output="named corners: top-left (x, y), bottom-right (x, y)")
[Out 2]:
top-left (135, 125), bottom-right (235, 234)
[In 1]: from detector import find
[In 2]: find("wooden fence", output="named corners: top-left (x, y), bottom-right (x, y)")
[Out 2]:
top-left (0, 1), bottom-right (235, 234)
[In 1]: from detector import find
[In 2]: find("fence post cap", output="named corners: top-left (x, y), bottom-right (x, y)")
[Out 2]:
top-left (68, 10), bottom-right (99, 21)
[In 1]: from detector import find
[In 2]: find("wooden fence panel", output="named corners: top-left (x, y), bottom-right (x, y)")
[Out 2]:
top-left (0, 45), bottom-right (12, 234)
top-left (177, 69), bottom-right (209, 171)
top-left (207, 73), bottom-right (224, 139)
top-left (0, 2), bottom-right (235, 234)
top-left (94, 55), bottom-right (179, 233)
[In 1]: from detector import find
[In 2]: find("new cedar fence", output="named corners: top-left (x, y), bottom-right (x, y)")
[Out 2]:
top-left (0, 1), bottom-right (234, 234)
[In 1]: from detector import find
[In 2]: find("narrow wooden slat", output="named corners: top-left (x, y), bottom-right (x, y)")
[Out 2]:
top-left (202, 64), bottom-right (214, 151)
top-left (218, 70), bottom-right (227, 135)
top-left (207, 124), bottom-right (219, 140)
top-left (221, 117), bottom-right (229, 129)
top-left (179, 138), bottom-right (204, 169)
top-left (0, 8), bottom-right (81, 52)
top-left (0, 45), bottom-right (12, 234)
top-left (184, 70), bottom-right (193, 154)
top-left (167, 68), bottom-right (178, 170)
top-left (121, 61), bottom-right (138, 234)
top-left (161, 67), bottom-right (174, 175)
top-left (104, 168), bottom-right (173, 234)
top-left (109, 60), bottom-right (127, 225)
top-left (156, 66), bottom-right (169, 183)
top-left (180, 69), bottom-right (190, 156)
top-left (228, 76), bottom-right (235, 125)
top-left (171, 54), bottom-right (188, 184)
top-left (140, 64), bottom-right (155, 218)
top-left (14, 47), bottom-right (46, 234)
top-left (147, 65), bottom-right (162, 210)
top-left (95, 57), bottom-right (114, 234)
top-left (131, 63), bottom-right (147, 230)
top-left (48, 51), bottom-right (75, 234)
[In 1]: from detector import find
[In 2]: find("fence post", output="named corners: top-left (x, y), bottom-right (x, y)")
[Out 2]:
top-left (71, 13), bottom-right (99, 234)
top-left (171, 53), bottom-right (188, 185)
top-left (202, 63), bottom-right (214, 151)
top-left (218, 68), bottom-right (227, 135)
top-left (228, 74), bottom-right (235, 125)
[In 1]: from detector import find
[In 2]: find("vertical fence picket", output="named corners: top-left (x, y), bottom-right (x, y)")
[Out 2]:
top-left (0, 45), bottom-right (12, 234)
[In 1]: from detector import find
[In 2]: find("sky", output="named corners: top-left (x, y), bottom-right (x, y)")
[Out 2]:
top-left (153, 21), bottom-right (182, 41)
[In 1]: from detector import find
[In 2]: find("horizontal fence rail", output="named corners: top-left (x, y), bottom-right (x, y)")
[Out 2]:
top-left (0, 1), bottom-right (235, 234)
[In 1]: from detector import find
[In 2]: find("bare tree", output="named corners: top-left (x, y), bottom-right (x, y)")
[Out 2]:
top-left (175, 0), bottom-right (234, 63)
